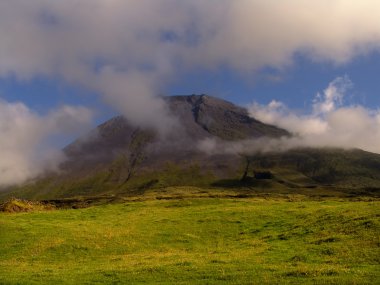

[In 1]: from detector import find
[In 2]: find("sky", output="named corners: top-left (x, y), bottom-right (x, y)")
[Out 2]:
top-left (1, 0), bottom-right (380, 186)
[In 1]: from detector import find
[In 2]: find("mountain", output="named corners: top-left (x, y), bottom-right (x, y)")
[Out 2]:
top-left (63, 94), bottom-right (288, 168)
top-left (57, 94), bottom-right (289, 181)
top-left (1, 95), bottom-right (380, 201)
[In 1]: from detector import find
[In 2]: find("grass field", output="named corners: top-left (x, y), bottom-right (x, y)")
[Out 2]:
top-left (0, 191), bottom-right (379, 284)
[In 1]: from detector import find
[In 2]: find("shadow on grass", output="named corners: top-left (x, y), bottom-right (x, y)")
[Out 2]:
top-left (211, 177), bottom-right (274, 189)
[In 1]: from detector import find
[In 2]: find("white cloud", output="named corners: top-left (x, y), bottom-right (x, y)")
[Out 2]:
top-left (0, 100), bottom-right (93, 187)
top-left (198, 76), bottom-right (380, 156)
top-left (248, 76), bottom-right (380, 153)
top-left (313, 75), bottom-right (353, 115)
top-left (0, 1), bottom-right (380, 133)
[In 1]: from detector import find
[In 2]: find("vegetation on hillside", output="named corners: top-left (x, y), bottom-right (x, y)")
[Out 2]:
top-left (1, 196), bottom-right (378, 284)
top-left (2, 146), bottom-right (380, 202)
top-left (248, 148), bottom-right (380, 188)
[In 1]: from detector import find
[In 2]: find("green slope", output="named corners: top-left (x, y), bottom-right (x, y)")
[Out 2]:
top-left (1, 198), bottom-right (379, 284)
top-left (2, 147), bottom-right (380, 202)
top-left (249, 148), bottom-right (380, 189)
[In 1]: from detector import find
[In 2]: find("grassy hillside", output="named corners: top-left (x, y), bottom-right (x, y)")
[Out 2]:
top-left (0, 163), bottom-right (219, 201)
top-left (2, 147), bottom-right (380, 202)
top-left (248, 148), bottom-right (380, 188)
top-left (1, 194), bottom-right (379, 284)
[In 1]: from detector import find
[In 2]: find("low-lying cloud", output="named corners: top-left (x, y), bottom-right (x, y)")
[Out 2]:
top-left (0, 100), bottom-right (92, 187)
top-left (197, 76), bottom-right (380, 156)
top-left (248, 76), bottom-right (380, 153)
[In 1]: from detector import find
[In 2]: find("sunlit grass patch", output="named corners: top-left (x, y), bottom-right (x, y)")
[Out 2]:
top-left (0, 197), bottom-right (379, 284)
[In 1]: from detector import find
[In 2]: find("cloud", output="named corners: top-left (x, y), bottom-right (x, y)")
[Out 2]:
top-left (1, 1), bottom-right (380, 184)
top-left (313, 76), bottom-right (353, 115)
top-left (185, 0), bottom-right (380, 70)
top-left (198, 76), bottom-right (380, 155)
top-left (0, 100), bottom-right (93, 187)
top-left (94, 68), bottom-right (179, 136)
top-left (248, 76), bottom-right (380, 153)
top-left (1, 1), bottom-right (380, 133)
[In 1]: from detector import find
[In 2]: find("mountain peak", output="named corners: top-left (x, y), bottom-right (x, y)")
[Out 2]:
top-left (62, 94), bottom-right (289, 172)
top-left (166, 94), bottom-right (288, 140)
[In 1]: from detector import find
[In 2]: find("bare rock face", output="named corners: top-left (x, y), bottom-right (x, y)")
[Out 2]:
top-left (62, 95), bottom-right (288, 175)
top-left (168, 95), bottom-right (288, 140)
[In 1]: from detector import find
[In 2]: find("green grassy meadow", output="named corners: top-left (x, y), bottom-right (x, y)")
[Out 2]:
top-left (0, 192), bottom-right (379, 284)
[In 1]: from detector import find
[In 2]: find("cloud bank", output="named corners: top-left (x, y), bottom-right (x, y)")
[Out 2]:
top-left (197, 76), bottom-right (380, 156)
top-left (1, 1), bottom-right (380, 185)
top-left (1, 1), bottom-right (380, 127)
top-left (0, 100), bottom-right (92, 187)
top-left (249, 76), bottom-right (380, 153)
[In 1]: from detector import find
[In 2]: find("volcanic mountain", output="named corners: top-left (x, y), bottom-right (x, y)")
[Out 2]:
top-left (62, 94), bottom-right (288, 173)
top-left (2, 95), bottom-right (380, 201)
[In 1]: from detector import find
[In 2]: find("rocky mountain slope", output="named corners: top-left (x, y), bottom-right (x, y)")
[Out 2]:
top-left (61, 94), bottom-right (289, 174)
top-left (2, 95), bottom-right (380, 200)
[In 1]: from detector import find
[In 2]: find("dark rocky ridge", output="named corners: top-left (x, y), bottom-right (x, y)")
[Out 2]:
top-left (62, 94), bottom-right (289, 174)
top-left (167, 95), bottom-right (288, 140)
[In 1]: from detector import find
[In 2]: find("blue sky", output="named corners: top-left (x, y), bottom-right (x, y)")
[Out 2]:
top-left (0, 77), bottom-right (111, 123)
top-left (169, 52), bottom-right (380, 109)
top-left (1, 1), bottom-right (380, 186)
top-left (1, 51), bottom-right (379, 125)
